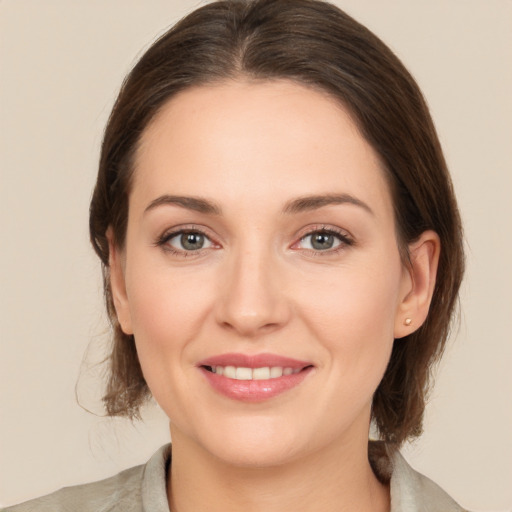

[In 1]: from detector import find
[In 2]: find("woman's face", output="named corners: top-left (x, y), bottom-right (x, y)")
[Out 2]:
top-left (111, 80), bottom-right (414, 467)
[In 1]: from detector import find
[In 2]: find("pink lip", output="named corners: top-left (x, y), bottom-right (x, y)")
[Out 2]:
top-left (198, 352), bottom-right (310, 369)
top-left (197, 353), bottom-right (314, 402)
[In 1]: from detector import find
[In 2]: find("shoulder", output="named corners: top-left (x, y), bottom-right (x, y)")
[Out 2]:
top-left (369, 441), bottom-right (470, 512)
top-left (390, 450), bottom-right (470, 512)
top-left (2, 445), bottom-right (171, 512)
top-left (1, 465), bottom-right (144, 512)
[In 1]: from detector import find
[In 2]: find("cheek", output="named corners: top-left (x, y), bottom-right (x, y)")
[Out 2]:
top-left (126, 258), bottom-right (213, 339)
top-left (295, 259), bottom-right (402, 386)
top-left (123, 257), bottom-right (215, 395)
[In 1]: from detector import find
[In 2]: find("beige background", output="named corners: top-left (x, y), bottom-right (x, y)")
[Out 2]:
top-left (1, 0), bottom-right (511, 510)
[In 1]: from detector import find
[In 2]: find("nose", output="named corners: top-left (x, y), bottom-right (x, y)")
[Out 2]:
top-left (214, 246), bottom-right (291, 338)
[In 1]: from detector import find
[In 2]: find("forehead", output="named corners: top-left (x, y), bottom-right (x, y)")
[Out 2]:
top-left (132, 80), bottom-right (392, 218)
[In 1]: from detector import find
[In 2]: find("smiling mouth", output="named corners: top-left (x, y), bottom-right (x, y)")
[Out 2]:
top-left (202, 365), bottom-right (310, 380)
top-left (198, 354), bottom-right (314, 401)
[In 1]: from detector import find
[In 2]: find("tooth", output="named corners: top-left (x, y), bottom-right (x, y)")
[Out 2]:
top-left (235, 367), bottom-right (252, 380)
top-left (224, 366), bottom-right (236, 379)
top-left (252, 367), bottom-right (271, 380)
top-left (270, 367), bottom-right (283, 378)
top-left (210, 365), bottom-right (296, 380)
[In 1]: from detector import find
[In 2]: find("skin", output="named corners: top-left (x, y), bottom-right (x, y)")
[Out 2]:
top-left (109, 80), bottom-right (440, 512)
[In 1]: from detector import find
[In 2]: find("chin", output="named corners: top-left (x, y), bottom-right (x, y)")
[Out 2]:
top-left (210, 438), bottom-right (301, 469)
top-left (193, 416), bottom-right (308, 468)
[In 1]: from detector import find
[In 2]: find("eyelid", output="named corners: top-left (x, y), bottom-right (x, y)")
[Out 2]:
top-left (291, 224), bottom-right (354, 252)
top-left (167, 231), bottom-right (214, 250)
top-left (155, 224), bottom-right (221, 254)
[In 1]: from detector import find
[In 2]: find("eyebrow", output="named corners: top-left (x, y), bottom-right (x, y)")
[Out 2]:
top-left (144, 193), bottom-right (373, 217)
top-left (144, 195), bottom-right (222, 215)
top-left (283, 194), bottom-right (374, 215)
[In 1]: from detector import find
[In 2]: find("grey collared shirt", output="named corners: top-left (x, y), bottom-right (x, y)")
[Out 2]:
top-left (2, 444), bottom-right (468, 512)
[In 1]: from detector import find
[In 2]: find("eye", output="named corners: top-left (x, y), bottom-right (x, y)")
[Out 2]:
top-left (296, 228), bottom-right (353, 252)
top-left (164, 230), bottom-right (213, 252)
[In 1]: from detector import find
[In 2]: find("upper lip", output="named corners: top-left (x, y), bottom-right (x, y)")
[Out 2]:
top-left (198, 352), bottom-right (312, 370)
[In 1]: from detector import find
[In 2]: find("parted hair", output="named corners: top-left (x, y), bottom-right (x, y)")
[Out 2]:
top-left (89, 0), bottom-right (464, 447)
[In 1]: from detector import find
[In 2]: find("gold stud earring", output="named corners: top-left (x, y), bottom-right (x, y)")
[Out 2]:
top-left (404, 318), bottom-right (412, 326)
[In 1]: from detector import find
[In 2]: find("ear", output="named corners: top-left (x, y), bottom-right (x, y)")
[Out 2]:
top-left (107, 227), bottom-right (133, 335)
top-left (394, 230), bottom-right (440, 339)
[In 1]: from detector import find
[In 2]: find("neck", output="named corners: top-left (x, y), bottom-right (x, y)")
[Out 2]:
top-left (167, 426), bottom-right (390, 512)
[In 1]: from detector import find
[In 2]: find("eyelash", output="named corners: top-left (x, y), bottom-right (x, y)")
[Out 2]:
top-left (155, 225), bottom-right (354, 257)
top-left (155, 226), bottom-right (216, 257)
top-left (294, 226), bottom-right (354, 256)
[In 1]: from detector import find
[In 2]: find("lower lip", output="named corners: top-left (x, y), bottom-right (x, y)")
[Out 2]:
top-left (200, 367), bottom-right (313, 402)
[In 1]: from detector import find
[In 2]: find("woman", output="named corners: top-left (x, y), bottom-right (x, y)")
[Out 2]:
top-left (3, 0), bottom-right (468, 510)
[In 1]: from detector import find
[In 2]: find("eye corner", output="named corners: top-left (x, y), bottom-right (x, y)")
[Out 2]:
top-left (154, 225), bottom-right (221, 257)
top-left (292, 225), bottom-right (355, 254)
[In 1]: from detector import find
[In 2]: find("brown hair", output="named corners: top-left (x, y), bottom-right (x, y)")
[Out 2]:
top-left (89, 0), bottom-right (464, 446)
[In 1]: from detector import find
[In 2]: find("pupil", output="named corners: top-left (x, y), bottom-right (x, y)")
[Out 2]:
top-left (181, 232), bottom-right (204, 250)
top-left (312, 233), bottom-right (333, 250)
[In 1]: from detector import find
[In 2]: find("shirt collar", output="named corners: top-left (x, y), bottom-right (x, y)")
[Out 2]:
top-left (141, 443), bottom-right (465, 512)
